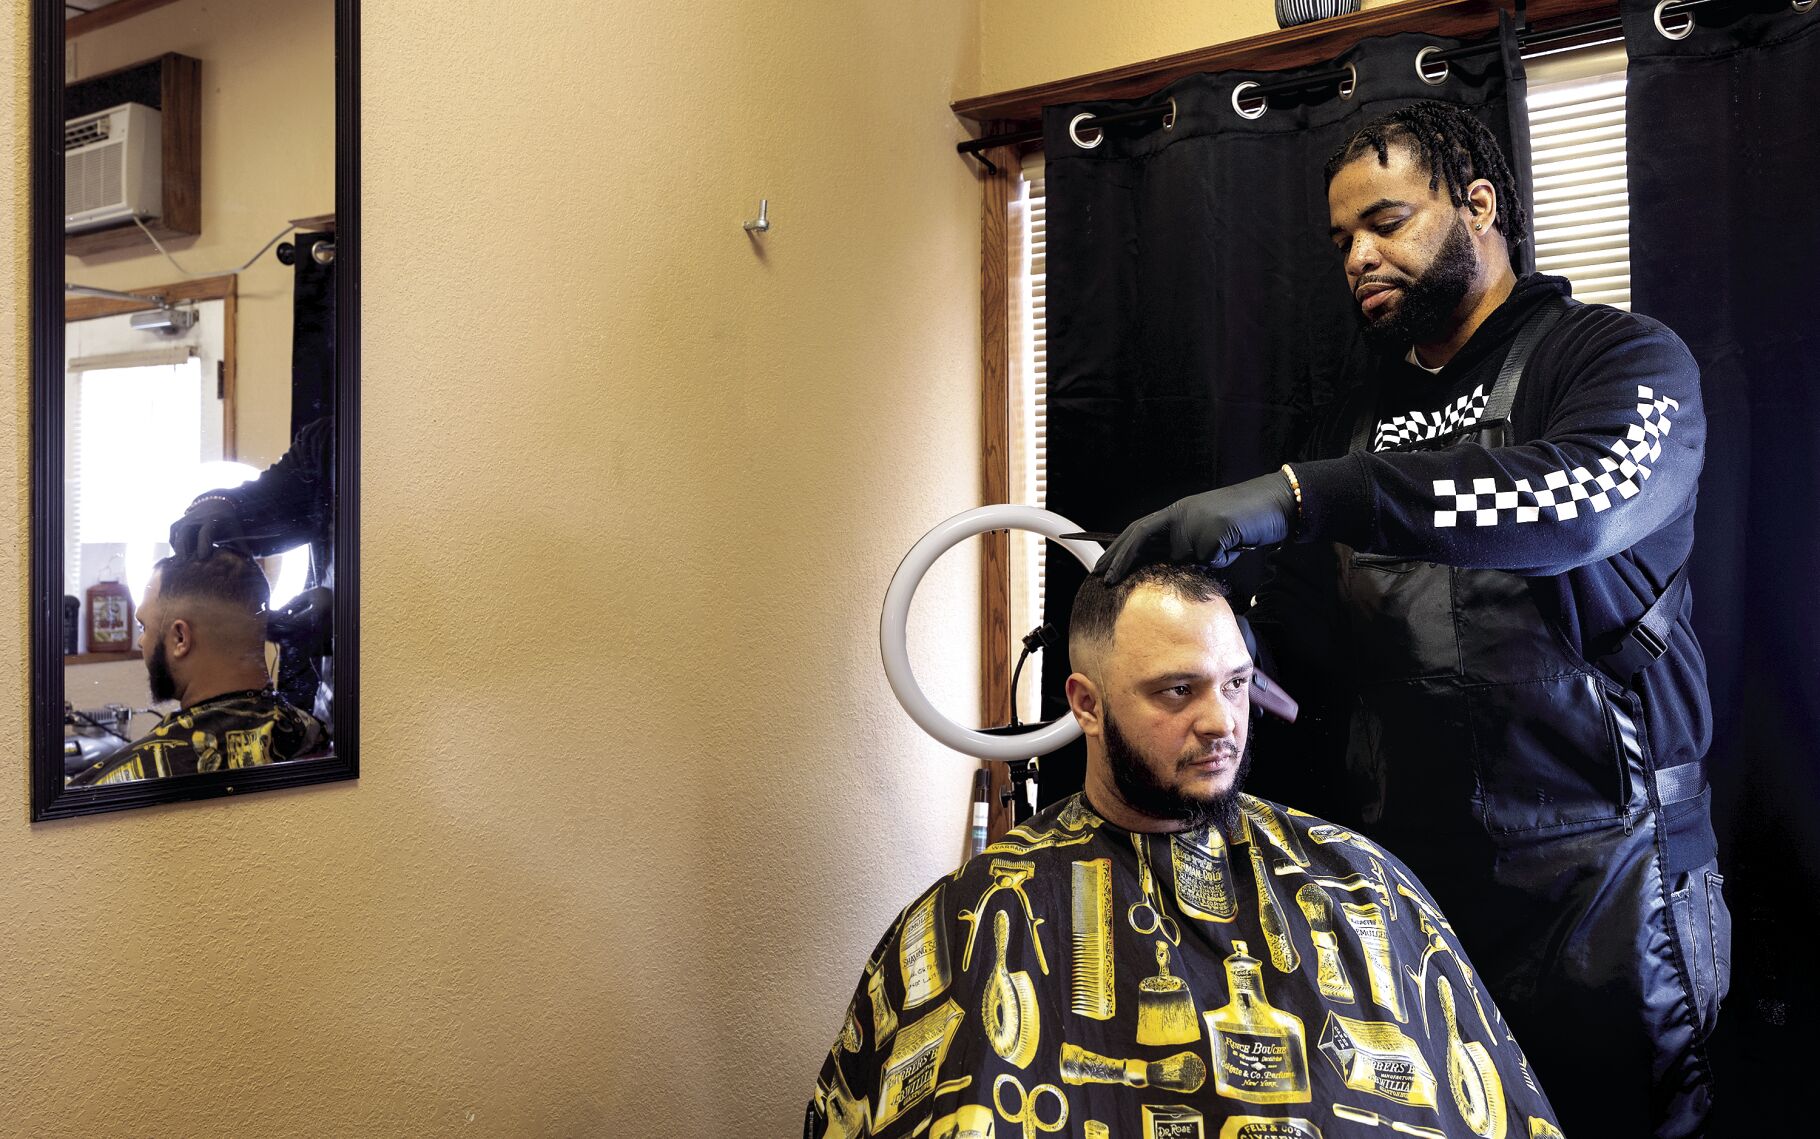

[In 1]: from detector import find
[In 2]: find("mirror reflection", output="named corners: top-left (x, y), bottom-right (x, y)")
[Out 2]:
top-left (59, 0), bottom-right (336, 787)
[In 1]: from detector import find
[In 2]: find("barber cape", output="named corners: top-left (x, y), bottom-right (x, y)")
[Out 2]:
top-left (808, 794), bottom-right (1561, 1139)
top-left (68, 688), bottom-right (327, 787)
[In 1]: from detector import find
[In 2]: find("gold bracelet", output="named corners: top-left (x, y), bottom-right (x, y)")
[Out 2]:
top-left (1279, 464), bottom-right (1303, 522)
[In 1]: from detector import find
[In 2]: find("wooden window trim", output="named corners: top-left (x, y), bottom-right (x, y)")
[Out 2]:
top-left (968, 0), bottom-right (1616, 840)
top-left (977, 125), bottom-right (1019, 841)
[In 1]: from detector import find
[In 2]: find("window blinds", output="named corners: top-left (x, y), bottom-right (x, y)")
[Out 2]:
top-left (1526, 42), bottom-right (1632, 308)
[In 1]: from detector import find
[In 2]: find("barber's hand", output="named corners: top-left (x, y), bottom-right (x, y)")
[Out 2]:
top-left (1097, 472), bottom-right (1297, 583)
top-left (169, 497), bottom-right (245, 559)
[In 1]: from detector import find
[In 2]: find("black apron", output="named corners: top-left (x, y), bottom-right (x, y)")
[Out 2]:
top-left (1330, 299), bottom-right (1728, 1138)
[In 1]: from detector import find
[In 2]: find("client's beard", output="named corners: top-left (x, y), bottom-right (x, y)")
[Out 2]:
top-left (146, 637), bottom-right (178, 704)
top-left (1358, 215), bottom-right (1478, 354)
top-left (1104, 707), bottom-right (1253, 834)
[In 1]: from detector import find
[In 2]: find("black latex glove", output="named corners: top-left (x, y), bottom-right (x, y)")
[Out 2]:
top-left (168, 496), bottom-right (246, 559)
top-left (1097, 471), bottom-right (1297, 583)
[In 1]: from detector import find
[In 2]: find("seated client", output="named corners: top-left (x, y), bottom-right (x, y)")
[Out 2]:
top-left (69, 550), bottom-right (327, 786)
top-left (807, 563), bottom-right (1562, 1139)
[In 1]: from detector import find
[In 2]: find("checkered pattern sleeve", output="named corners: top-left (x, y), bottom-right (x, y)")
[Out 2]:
top-left (1291, 314), bottom-right (1704, 576)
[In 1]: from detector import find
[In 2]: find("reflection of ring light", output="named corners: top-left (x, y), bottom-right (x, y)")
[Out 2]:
top-left (881, 505), bottom-right (1104, 761)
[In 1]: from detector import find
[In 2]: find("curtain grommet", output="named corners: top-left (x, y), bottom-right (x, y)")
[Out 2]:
top-left (1654, 0), bottom-right (1695, 39)
top-left (1068, 112), bottom-right (1103, 150)
top-left (1794, 0), bottom-right (1815, 14)
top-left (1415, 46), bottom-right (1450, 86)
top-left (1161, 97), bottom-right (1178, 131)
top-left (1338, 61), bottom-right (1359, 101)
top-left (1231, 81), bottom-right (1266, 120)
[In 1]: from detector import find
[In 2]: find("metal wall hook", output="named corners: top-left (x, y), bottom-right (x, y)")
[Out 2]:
top-left (743, 199), bottom-right (770, 234)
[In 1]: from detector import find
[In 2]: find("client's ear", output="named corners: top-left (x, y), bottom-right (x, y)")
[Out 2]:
top-left (1064, 673), bottom-right (1104, 737)
top-left (167, 617), bottom-right (195, 659)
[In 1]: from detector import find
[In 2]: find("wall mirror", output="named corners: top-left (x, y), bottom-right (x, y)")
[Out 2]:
top-left (31, 0), bottom-right (359, 819)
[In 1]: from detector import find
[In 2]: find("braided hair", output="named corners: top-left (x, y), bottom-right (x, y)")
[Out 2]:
top-left (1324, 100), bottom-right (1529, 248)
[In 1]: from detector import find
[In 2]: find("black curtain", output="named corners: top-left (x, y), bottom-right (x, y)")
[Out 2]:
top-left (1623, 0), bottom-right (1820, 1122)
top-left (1039, 29), bottom-right (1530, 803)
top-left (290, 230), bottom-right (337, 436)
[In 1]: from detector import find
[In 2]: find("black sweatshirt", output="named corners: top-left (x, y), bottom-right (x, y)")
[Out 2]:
top-left (1259, 274), bottom-right (1712, 772)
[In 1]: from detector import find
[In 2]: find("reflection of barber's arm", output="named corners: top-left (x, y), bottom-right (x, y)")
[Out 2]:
top-left (1291, 316), bottom-right (1703, 576)
top-left (171, 416), bottom-right (334, 557)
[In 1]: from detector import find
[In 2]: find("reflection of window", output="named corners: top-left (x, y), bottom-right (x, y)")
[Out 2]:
top-left (67, 353), bottom-right (237, 612)
top-left (75, 358), bottom-right (203, 552)
top-left (64, 298), bottom-right (231, 636)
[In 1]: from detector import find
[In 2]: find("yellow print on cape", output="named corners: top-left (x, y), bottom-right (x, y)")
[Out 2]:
top-left (930, 1103), bottom-right (994, 1138)
top-left (1070, 858), bottom-right (1116, 1020)
top-left (874, 997), bottom-right (965, 1131)
top-left (224, 721), bottom-right (276, 768)
top-left (1143, 1104), bottom-right (1206, 1138)
top-left (1241, 797), bottom-right (1310, 867)
top-left (867, 961), bottom-right (899, 1043)
top-left (1218, 1118), bottom-right (1325, 1139)
top-left (1205, 941), bottom-right (1310, 1105)
top-left (1316, 1012), bottom-right (1439, 1110)
top-left (1173, 826), bottom-right (1238, 922)
top-left (815, 1056), bottom-right (869, 1139)
top-left (900, 885), bottom-right (952, 1009)
top-left (983, 795), bottom-right (1103, 855)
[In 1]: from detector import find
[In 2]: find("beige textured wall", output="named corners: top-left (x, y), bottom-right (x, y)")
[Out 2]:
top-left (65, 0), bottom-right (333, 470)
top-left (2, 1), bottom-right (986, 1135)
top-left (973, 0), bottom-right (1400, 97)
top-left (977, 0), bottom-right (1275, 96)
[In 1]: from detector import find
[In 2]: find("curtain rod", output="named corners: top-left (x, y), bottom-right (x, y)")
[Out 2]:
top-left (956, 0), bottom-right (1714, 172)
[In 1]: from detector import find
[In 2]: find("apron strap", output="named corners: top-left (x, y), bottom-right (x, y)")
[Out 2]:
top-left (1482, 293), bottom-right (1567, 426)
top-left (1592, 562), bottom-right (1690, 684)
top-left (1348, 293), bottom-right (1569, 455)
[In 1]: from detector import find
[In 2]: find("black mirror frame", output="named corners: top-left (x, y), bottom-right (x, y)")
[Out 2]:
top-left (30, 0), bottom-right (360, 820)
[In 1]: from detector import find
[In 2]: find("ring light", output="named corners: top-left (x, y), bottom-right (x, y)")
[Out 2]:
top-left (881, 505), bottom-right (1103, 761)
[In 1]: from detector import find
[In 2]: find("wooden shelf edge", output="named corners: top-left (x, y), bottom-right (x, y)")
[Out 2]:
top-left (68, 0), bottom-right (187, 39)
top-left (66, 217), bottom-right (197, 259)
top-left (65, 652), bottom-right (140, 666)
top-left (952, 0), bottom-right (1618, 126)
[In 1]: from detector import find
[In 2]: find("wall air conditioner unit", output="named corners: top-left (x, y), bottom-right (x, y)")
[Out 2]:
top-left (65, 102), bottom-right (162, 234)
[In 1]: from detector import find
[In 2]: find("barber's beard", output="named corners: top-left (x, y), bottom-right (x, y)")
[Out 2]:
top-left (146, 638), bottom-right (178, 704)
top-left (1103, 706), bottom-right (1252, 834)
top-left (1358, 216), bottom-right (1478, 353)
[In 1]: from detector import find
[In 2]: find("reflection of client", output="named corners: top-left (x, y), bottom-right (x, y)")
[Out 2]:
top-left (68, 551), bottom-right (326, 787)
top-left (808, 565), bottom-right (1563, 1139)
top-left (169, 415), bottom-right (334, 721)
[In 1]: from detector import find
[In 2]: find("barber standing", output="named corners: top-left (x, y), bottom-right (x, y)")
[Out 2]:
top-left (1098, 102), bottom-right (1723, 1138)
top-left (168, 414), bottom-right (335, 724)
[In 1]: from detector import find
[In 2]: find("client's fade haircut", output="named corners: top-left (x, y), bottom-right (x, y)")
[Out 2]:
top-left (1069, 564), bottom-right (1231, 671)
top-left (154, 549), bottom-right (271, 616)
top-left (1324, 99), bottom-right (1530, 248)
